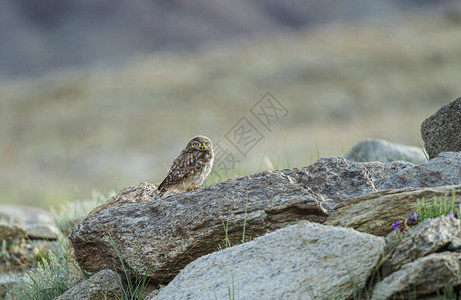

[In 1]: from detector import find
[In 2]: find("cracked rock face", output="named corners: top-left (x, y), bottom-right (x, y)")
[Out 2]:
top-left (151, 222), bottom-right (385, 300)
top-left (421, 97), bottom-right (461, 159)
top-left (372, 252), bottom-right (461, 300)
top-left (384, 216), bottom-right (461, 274)
top-left (325, 185), bottom-right (461, 236)
top-left (70, 170), bottom-right (328, 283)
top-left (69, 153), bottom-right (461, 284)
top-left (373, 216), bottom-right (461, 300)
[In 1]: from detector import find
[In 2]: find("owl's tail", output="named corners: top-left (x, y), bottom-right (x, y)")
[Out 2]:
top-left (156, 180), bottom-right (167, 198)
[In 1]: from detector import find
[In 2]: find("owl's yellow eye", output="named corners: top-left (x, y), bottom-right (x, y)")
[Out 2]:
top-left (204, 142), bottom-right (209, 146)
top-left (193, 143), bottom-right (199, 147)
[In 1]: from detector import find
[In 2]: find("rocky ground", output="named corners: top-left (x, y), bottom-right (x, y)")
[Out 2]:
top-left (2, 97), bottom-right (460, 299)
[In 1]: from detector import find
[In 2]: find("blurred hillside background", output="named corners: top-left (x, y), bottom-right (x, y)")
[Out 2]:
top-left (1, 0), bottom-right (461, 207)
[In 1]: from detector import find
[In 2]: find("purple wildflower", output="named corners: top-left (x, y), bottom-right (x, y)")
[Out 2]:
top-left (447, 212), bottom-right (455, 219)
top-left (406, 213), bottom-right (419, 226)
top-left (392, 221), bottom-right (401, 230)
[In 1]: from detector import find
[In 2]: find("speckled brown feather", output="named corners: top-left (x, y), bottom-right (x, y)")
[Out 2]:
top-left (157, 136), bottom-right (214, 198)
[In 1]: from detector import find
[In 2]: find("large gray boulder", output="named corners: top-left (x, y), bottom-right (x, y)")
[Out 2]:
top-left (70, 170), bottom-right (329, 284)
top-left (421, 97), bottom-right (461, 158)
top-left (151, 221), bottom-right (385, 300)
top-left (345, 138), bottom-right (427, 164)
top-left (70, 153), bottom-right (461, 284)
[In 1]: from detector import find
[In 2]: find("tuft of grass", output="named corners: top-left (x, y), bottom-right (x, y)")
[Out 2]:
top-left (7, 238), bottom-right (72, 300)
top-left (52, 190), bottom-right (115, 235)
top-left (221, 218), bottom-right (232, 249)
top-left (416, 190), bottom-right (460, 222)
top-left (417, 141), bottom-right (430, 161)
top-left (1, 240), bottom-right (11, 259)
top-left (107, 235), bottom-right (151, 300)
top-left (4, 191), bottom-right (108, 299)
top-left (437, 285), bottom-right (459, 300)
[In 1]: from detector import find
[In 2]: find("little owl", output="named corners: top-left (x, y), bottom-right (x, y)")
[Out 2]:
top-left (157, 135), bottom-right (214, 198)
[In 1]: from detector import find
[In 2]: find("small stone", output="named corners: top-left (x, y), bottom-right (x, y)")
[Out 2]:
top-left (23, 223), bottom-right (60, 240)
top-left (56, 269), bottom-right (123, 300)
top-left (448, 237), bottom-right (461, 252)
top-left (345, 138), bottom-right (427, 164)
top-left (0, 205), bottom-right (54, 226)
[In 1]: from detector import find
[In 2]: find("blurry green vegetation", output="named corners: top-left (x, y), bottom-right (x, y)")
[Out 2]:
top-left (417, 190), bottom-right (460, 222)
top-left (51, 191), bottom-right (115, 235)
top-left (7, 238), bottom-right (71, 300)
top-left (1, 12), bottom-right (461, 207)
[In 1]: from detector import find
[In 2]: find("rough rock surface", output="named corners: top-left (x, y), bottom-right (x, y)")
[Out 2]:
top-left (89, 182), bottom-right (159, 215)
top-left (384, 216), bottom-right (461, 274)
top-left (150, 221), bottom-right (385, 300)
top-left (372, 252), bottom-right (461, 300)
top-left (325, 185), bottom-right (461, 236)
top-left (376, 152), bottom-right (461, 190)
top-left (284, 152), bottom-right (461, 212)
top-left (56, 269), bottom-right (123, 300)
top-left (421, 97), bottom-right (461, 158)
top-left (71, 153), bottom-right (461, 283)
top-left (70, 170), bottom-right (329, 283)
top-left (345, 138), bottom-right (427, 164)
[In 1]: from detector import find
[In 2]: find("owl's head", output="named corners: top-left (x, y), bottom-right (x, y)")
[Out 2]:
top-left (187, 135), bottom-right (212, 151)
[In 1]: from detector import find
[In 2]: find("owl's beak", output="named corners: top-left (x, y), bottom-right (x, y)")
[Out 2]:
top-left (201, 145), bottom-right (204, 151)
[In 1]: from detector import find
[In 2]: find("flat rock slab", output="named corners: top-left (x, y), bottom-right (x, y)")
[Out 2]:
top-left (421, 97), bottom-right (461, 158)
top-left (150, 221), bottom-right (385, 300)
top-left (0, 205), bottom-right (54, 226)
top-left (0, 204), bottom-right (60, 240)
top-left (372, 252), bottom-right (461, 300)
top-left (325, 185), bottom-right (461, 236)
top-left (283, 152), bottom-right (461, 212)
top-left (22, 223), bottom-right (60, 240)
top-left (376, 152), bottom-right (461, 190)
